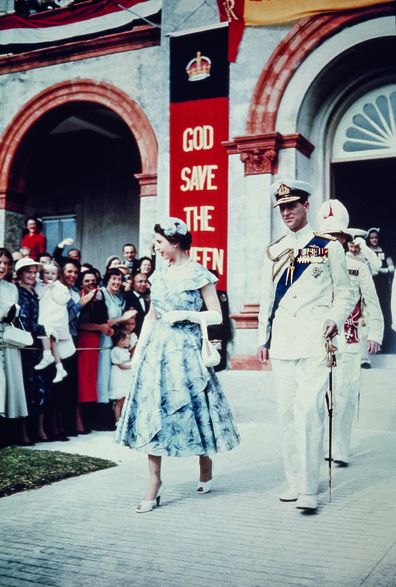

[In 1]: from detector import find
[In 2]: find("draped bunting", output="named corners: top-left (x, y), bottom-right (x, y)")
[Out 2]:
top-left (0, 0), bottom-right (161, 46)
top-left (217, 0), bottom-right (388, 61)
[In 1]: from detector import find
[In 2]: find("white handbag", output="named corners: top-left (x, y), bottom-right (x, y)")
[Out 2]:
top-left (3, 321), bottom-right (33, 349)
top-left (200, 318), bottom-right (221, 368)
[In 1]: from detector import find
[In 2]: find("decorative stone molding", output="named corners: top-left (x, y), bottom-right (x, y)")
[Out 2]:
top-left (281, 133), bottom-right (314, 158)
top-left (0, 25), bottom-right (160, 75)
top-left (247, 3), bottom-right (394, 134)
top-left (134, 172), bottom-right (158, 197)
top-left (223, 132), bottom-right (314, 175)
top-left (239, 148), bottom-right (278, 175)
top-left (230, 304), bottom-right (260, 329)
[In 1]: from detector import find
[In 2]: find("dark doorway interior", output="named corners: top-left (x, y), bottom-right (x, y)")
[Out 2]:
top-left (333, 157), bottom-right (396, 353)
top-left (333, 157), bottom-right (396, 258)
top-left (15, 103), bottom-right (141, 272)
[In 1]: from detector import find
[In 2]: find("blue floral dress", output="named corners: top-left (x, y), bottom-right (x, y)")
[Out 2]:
top-left (115, 262), bottom-right (240, 457)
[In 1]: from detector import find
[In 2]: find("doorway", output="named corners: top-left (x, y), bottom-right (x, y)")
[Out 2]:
top-left (333, 157), bottom-right (396, 353)
top-left (333, 157), bottom-right (396, 258)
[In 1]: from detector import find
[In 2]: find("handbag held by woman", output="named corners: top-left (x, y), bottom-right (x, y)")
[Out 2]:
top-left (200, 317), bottom-right (221, 368)
top-left (3, 320), bottom-right (33, 348)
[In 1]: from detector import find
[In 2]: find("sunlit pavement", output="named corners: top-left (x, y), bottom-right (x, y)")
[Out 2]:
top-left (1, 361), bottom-right (395, 587)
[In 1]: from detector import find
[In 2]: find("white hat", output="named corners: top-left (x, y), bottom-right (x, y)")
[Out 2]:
top-left (270, 179), bottom-right (312, 208)
top-left (347, 228), bottom-right (368, 240)
top-left (317, 200), bottom-right (369, 240)
top-left (15, 258), bottom-right (42, 273)
top-left (317, 199), bottom-right (349, 234)
top-left (159, 217), bottom-right (188, 237)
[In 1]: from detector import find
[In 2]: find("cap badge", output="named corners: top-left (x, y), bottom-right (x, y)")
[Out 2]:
top-left (277, 184), bottom-right (291, 196)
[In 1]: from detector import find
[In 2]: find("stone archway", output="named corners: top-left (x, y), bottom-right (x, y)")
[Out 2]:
top-left (227, 4), bottom-right (394, 367)
top-left (246, 3), bottom-right (394, 135)
top-left (0, 78), bottom-right (158, 207)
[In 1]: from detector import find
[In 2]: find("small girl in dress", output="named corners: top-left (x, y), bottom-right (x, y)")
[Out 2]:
top-left (109, 328), bottom-right (137, 422)
top-left (34, 262), bottom-right (71, 383)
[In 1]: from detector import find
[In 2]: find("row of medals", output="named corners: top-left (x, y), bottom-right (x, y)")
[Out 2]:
top-left (285, 247), bottom-right (328, 284)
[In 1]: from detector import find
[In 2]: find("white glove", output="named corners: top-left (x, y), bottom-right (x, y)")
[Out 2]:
top-left (59, 237), bottom-right (74, 248)
top-left (162, 310), bottom-right (222, 326)
top-left (131, 318), bottom-right (155, 368)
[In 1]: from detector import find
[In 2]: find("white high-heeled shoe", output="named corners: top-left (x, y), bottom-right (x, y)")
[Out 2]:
top-left (136, 483), bottom-right (163, 513)
top-left (196, 479), bottom-right (213, 494)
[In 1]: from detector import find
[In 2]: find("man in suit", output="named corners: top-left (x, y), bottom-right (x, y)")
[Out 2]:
top-left (122, 243), bottom-right (140, 275)
top-left (124, 272), bottom-right (150, 336)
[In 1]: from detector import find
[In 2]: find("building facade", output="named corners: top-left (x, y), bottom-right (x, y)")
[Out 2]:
top-left (0, 0), bottom-right (394, 364)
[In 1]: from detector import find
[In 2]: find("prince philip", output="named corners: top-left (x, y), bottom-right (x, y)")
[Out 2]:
top-left (257, 180), bottom-right (353, 511)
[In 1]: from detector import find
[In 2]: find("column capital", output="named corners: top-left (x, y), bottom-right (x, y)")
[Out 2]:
top-left (223, 132), bottom-right (314, 176)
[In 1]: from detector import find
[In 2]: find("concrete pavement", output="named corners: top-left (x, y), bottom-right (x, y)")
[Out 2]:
top-left (0, 360), bottom-right (396, 587)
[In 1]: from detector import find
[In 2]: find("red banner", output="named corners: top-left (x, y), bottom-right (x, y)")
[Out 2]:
top-left (169, 27), bottom-right (229, 290)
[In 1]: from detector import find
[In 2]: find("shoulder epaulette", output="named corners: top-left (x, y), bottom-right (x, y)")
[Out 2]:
top-left (266, 235), bottom-right (287, 261)
top-left (313, 231), bottom-right (337, 241)
top-left (267, 234), bottom-right (286, 250)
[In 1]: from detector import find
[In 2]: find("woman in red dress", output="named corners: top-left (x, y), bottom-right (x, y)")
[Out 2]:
top-left (21, 217), bottom-right (47, 261)
top-left (76, 270), bottom-right (111, 433)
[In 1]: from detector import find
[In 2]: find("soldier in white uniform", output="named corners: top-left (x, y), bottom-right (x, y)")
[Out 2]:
top-left (318, 214), bottom-right (384, 467)
top-left (257, 181), bottom-right (353, 511)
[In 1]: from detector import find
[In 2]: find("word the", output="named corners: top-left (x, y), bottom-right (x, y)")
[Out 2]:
top-left (184, 206), bottom-right (215, 232)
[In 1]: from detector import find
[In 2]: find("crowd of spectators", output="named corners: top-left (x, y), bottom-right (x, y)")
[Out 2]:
top-left (0, 217), bottom-right (155, 448)
top-left (14, 0), bottom-right (78, 17)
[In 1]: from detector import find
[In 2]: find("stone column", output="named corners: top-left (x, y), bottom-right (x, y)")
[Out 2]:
top-left (134, 172), bottom-right (158, 256)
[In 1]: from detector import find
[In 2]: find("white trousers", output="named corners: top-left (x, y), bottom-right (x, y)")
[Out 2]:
top-left (333, 352), bottom-right (361, 462)
top-left (271, 357), bottom-right (328, 495)
top-left (359, 320), bottom-right (370, 364)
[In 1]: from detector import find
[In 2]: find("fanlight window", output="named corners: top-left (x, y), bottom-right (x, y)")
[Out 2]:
top-left (333, 85), bottom-right (396, 161)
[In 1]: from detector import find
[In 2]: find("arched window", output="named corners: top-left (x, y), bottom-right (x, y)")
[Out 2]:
top-left (333, 84), bottom-right (396, 161)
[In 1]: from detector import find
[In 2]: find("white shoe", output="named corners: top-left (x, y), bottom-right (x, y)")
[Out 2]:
top-left (136, 483), bottom-right (163, 513)
top-left (34, 355), bottom-right (55, 370)
top-left (52, 366), bottom-right (68, 384)
top-left (296, 494), bottom-right (318, 510)
top-left (196, 479), bottom-right (213, 494)
top-left (279, 488), bottom-right (298, 502)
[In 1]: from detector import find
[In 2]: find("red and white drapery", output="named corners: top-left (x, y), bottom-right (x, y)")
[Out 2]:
top-left (0, 0), bottom-right (161, 45)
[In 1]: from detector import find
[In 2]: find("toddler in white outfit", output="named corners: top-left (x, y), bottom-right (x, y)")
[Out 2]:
top-left (34, 262), bottom-right (71, 383)
top-left (109, 328), bottom-right (137, 422)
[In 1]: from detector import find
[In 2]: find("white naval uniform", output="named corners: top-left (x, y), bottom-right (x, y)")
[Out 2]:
top-left (258, 223), bottom-right (353, 495)
top-left (333, 253), bottom-right (384, 463)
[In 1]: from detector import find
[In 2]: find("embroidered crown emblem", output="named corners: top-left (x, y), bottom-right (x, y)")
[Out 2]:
top-left (277, 184), bottom-right (291, 196)
top-left (186, 52), bottom-right (211, 82)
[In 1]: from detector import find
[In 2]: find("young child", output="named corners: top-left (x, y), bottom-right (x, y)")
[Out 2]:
top-left (109, 327), bottom-right (137, 423)
top-left (34, 262), bottom-right (71, 383)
